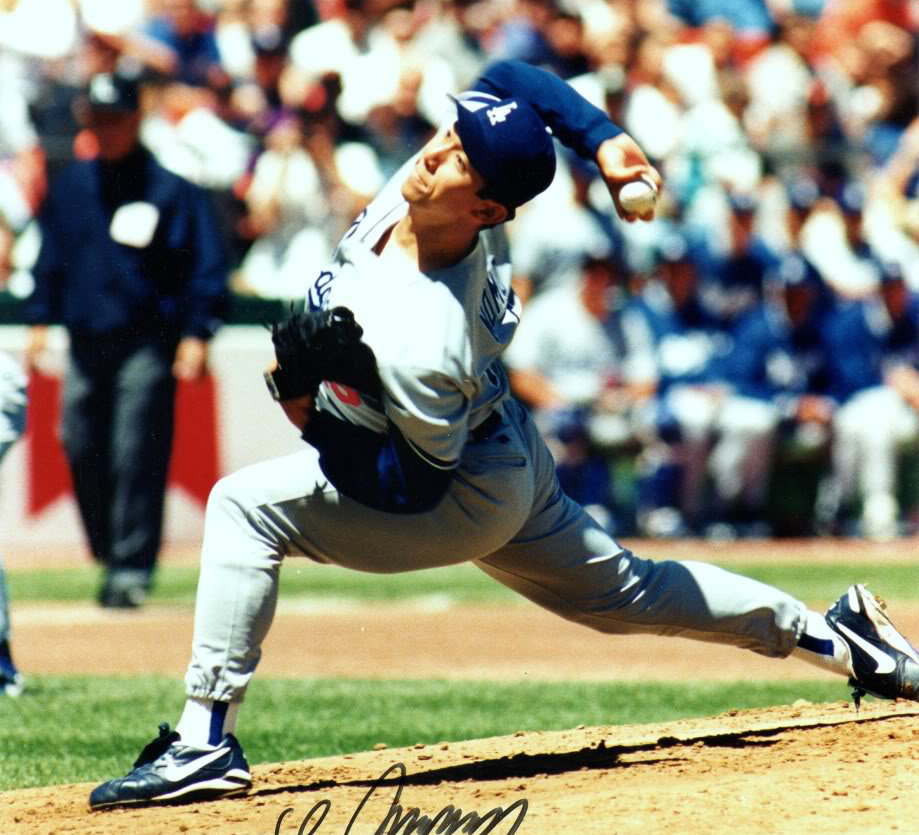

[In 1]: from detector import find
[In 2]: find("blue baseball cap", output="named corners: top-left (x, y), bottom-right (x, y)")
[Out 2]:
top-left (452, 96), bottom-right (556, 213)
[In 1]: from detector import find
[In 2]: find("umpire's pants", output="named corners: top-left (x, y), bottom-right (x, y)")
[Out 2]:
top-left (61, 330), bottom-right (177, 577)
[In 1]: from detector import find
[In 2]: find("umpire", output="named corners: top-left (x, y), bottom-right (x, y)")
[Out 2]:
top-left (23, 72), bottom-right (229, 608)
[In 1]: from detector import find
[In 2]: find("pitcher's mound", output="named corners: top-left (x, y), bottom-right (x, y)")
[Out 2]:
top-left (5, 700), bottom-right (919, 835)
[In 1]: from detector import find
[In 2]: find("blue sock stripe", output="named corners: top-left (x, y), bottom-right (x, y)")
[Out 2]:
top-left (798, 633), bottom-right (835, 657)
top-left (209, 701), bottom-right (229, 745)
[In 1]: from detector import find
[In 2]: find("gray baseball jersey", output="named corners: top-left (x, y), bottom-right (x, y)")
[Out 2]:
top-left (311, 117), bottom-right (519, 469)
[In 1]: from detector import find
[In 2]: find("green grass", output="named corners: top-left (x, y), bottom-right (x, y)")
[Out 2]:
top-left (8, 560), bottom-right (919, 607)
top-left (0, 675), bottom-right (853, 792)
top-left (727, 562), bottom-right (919, 605)
top-left (6, 561), bottom-right (517, 605)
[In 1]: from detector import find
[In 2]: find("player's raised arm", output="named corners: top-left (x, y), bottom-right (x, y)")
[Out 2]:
top-left (469, 59), bottom-right (660, 222)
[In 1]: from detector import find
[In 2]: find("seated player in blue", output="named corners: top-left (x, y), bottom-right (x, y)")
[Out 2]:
top-left (822, 261), bottom-right (919, 539)
top-left (696, 191), bottom-right (781, 330)
top-left (623, 229), bottom-right (730, 535)
top-left (714, 253), bottom-right (836, 531)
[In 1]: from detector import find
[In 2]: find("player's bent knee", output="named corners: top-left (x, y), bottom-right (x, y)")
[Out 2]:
top-left (204, 472), bottom-right (251, 527)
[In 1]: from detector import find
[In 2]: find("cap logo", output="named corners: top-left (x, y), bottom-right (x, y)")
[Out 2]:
top-left (486, 101), bottom-right (518, 126)
top-left (90, 74), bottom-right (118, 105)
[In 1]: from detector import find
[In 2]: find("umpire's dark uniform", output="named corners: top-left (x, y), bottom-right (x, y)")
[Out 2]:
top-left (23, 73), bottom-right (228, 607)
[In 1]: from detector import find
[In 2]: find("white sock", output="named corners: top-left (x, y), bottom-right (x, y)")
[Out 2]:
top-left (175, 697), bottom-right (240, 748)
top-left (791, 610), bottom-right (853, 676)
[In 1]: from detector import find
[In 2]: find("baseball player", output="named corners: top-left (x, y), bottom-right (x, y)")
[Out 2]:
top-left (822, 262), bottom-right (919, 539)
top-left (90, 59), bottom-right (919, 809)
top-left (0, 350), bottom-right (27, 697)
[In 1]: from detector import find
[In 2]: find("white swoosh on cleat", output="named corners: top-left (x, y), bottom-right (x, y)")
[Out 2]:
top-left (159, 747), bottom-right (229, 783)
top-left (836, 623), bottom-right (897, 675)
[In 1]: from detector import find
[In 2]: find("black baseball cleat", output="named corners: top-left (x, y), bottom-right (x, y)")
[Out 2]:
top-left (89, 723), bottom-right (252, 809)
top-left (825, 584), bottom-right (919, 709)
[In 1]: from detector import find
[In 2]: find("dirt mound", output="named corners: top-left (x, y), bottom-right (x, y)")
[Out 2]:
top-left (5, 701), bottom-right (918, 835)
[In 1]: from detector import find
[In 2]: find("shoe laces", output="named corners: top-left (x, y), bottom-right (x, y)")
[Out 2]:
top-left (133, 723), bottom-right (181, 768)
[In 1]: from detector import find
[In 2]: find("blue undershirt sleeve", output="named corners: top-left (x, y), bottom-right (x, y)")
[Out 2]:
top-left (471, 59), bottom-right (623, 160)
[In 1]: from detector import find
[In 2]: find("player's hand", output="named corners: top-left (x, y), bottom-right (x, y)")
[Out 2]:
top-left (24, 325), bottom-right (48, 372)
top-left (172, 336), bottom-right (209, 380)
top-left (596, 133), bottom-right (662, 223)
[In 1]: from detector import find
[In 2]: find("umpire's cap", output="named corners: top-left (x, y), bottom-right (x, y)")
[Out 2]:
top-left (84, 72), bottom-right (141, 113)
top-left (451, 95), bottom-right (556, 214)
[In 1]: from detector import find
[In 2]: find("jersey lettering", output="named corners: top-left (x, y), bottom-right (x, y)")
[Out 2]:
top-left (479, 260), bottom-right (519, 342)
top-left (308, 269), bottom-right (336, 312)
top-left (487, 102), bottom-right (518, 126)
top-left (344, 208), bottom-right (367, 240)
top-left (329, 382), bottom-right (361, 405)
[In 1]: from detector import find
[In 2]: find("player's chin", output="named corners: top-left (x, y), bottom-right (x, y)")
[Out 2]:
top-left (401, 179), bottom-right (426, 203)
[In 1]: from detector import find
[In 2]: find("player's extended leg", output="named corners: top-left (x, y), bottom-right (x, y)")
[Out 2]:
top-left (476, 399), bottom-right (919, 697)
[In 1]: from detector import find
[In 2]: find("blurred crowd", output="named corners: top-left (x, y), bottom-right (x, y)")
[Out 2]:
top-left (2, 0), bottom-right (919, 540)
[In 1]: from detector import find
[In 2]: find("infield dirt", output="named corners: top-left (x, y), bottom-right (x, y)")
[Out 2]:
top-left (4, 701), bottom-right (919, 835)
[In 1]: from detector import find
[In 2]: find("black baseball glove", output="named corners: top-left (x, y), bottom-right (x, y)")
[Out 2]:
top-left (265, 306), bottom-right (382, 402)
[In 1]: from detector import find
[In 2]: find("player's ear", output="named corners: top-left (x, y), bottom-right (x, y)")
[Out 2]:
top-left (472, 199), bottom-right (508, 227)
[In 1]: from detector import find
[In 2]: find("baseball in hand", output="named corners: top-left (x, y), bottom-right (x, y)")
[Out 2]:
top-left (618, 175), bottom-right (658, 215)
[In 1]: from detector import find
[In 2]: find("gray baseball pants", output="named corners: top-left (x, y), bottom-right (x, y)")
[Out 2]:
top-left (0, 438), bottom-right (16, 643)
top-left (185, 398), bottom-right (806, 703)
top-left (0, 365), bottom-right (27, 644)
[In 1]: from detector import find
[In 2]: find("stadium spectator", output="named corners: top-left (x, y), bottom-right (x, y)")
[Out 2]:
top-left (805, 180), bottom-right (881, 299)
top-left (714, 253), bottom-right (835, 534)
top-left (625, 230), bottom-right (730, 535)
top-left (138, 0), bottom-right (230, 90)
top-left (822, 262), bottom-right (919, 539)
top-left (22, 72), bottom-right (229, 608)
top-left (233, 113), bottom-right (336, 298)
top-left (504, 249), bottom-right (654, 531)
top-left (0, 49), bottom-right (46, 235)
top-left (743, 14), bottom-right (817, 163)
top-left (487, 0), bottom-right (590, 79)
top-left (408, 0), bottom-right (489, 91)
top-left (698, 191), bottom-right (780, 328)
